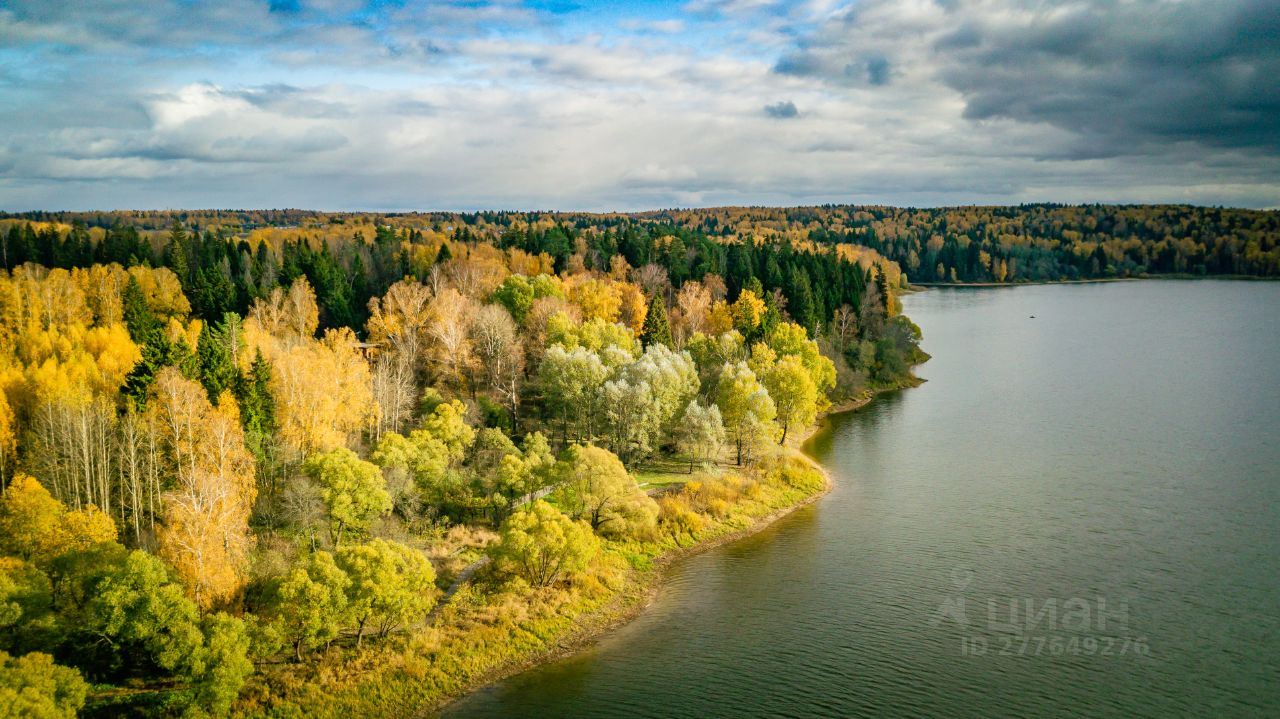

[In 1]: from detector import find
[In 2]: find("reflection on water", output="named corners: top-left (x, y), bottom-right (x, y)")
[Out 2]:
top-left (445, 281), bottom-right (1280, 719)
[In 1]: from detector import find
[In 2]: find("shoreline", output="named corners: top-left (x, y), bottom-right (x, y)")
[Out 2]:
top-left (912, 274), bottom-right (1276, 289)
top-left (428, 467), bottom-right (834, 716)
top-left (430, 380), bottom-right (920, 716)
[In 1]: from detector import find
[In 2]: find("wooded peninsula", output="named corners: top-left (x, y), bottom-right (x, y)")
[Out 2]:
top-left (0, 206), bottom-right (924, 717)
top-left (0, 202), bottom-right (1271, 717)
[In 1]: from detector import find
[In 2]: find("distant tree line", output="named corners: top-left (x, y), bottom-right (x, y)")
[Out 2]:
top-left (629, 203), bottom-right (1279, 281)
top-left (0, 211), bottom-right (895, 336)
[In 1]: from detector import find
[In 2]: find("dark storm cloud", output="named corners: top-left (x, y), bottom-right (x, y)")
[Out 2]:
top-left (777, 0), bottom-right (1280, 159)
top-left (938, 0), bottom-right (1280, 156)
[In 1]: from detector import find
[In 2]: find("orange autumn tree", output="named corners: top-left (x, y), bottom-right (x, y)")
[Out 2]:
top-left (245, 278), bottom-right (376, 454)
top-left (270, 327), bottom-right (376, 453)
top-left (616, 282), bottom-right (648, 337)
top-left (151, 368), bottom-right (256, 609)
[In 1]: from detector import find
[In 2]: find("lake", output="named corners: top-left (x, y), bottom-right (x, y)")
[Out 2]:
top-left (444, 281), bottom-right (1280, 718)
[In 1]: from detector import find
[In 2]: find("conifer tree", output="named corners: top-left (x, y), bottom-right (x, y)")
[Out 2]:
top-left (163, 221), bottom-right (191, 287)
top-left (197, 319), bottom-right (238, 403)
top-left (640, 294), bottom-right (673, 348)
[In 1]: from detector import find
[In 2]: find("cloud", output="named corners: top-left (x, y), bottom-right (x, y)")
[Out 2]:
top-left (864, 56), bottom-right (890, 86)
top-left (764, 101), bottom-right (799, 119)
top-left (0, 0), bottom-right (1277, 211)
top-left (773, 0), bottom-right (1280, 158)
top-left (619, 19), bottom-right (687, 34)
top-left (622, 164), bottom-right (700, 187)
top-left (683, 0), bottom-right (780, 18)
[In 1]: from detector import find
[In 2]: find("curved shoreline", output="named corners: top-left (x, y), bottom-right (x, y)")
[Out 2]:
top-left (430, 385), bottom-right (913, 716)
top-left (429, 466), bottom-right (834, 716)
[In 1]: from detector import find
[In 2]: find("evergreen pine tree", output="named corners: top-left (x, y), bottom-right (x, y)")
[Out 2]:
top-left (197, 320), bottom-right (238, 402)
top-left (163, 220), bottom-right (191, 286)
top-left (640, 294), bottom-right (673, 348)
top-left (788, 266), bottom-right (817, 332)
top-left (122, 275), bottom-right (160, 344)
top-left (236, 350), bottom-right (278, 465)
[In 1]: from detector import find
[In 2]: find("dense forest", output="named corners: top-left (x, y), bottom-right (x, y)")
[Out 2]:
top-left (0, 209), bottom-right (922, 717)
top-left (637, 204), bottom-right (1280, 281)
top-left (4, 203), bottom-right (1278, 289)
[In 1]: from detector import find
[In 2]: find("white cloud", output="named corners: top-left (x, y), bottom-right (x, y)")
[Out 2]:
top-left (0, 0), bottom-right (1276, 210)
top-left (618, 19), bottom-right (687, 33)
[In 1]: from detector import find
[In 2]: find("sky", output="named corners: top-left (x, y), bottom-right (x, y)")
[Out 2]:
top-left (1, 0), bottom-right (1277, 212)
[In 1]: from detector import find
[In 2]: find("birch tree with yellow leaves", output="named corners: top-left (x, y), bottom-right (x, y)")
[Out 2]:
top-left (151, 368), bottom-right (256, 609)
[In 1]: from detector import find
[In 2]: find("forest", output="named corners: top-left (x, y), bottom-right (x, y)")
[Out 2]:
top-left (0, 209), bottom-right (922, 717)
top-left (634, 204), bottom-right (1280, 281)
top-left (4, 203), bottom-right (1278, 289)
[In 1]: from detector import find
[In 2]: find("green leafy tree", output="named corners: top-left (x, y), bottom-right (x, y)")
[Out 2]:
top-left (552, 445), bottom-right (658, 537)
top-left (0, 651), bottom-right (87, 719)
top-left (335, 539), bottom-right (436, 645)
top-left (617, 344), bottom-right (699, 442)
top-left (577, 318), bottom-right (639, 357)
top-left (269, 551), bottom-right (350, 661)
top-left (418, 400), bottom-right (475, 460)
top-left (487, 431), bottom-right (557, 517)
top-left (765, 322), bottom-right (836, 409)
top-left (372, 400), bottom-right (476, 516)
top-left (303, 449), bottom-right (392, 547)
top-left (600, 378), bottom-right (660, 467)
top-left (52, 546), bottom-right (250, 711)
top-left (0, 558), bottom-right (51, 645)
top-left (0, 565), bottom-right (22, 632)
top-left (490, 274), bottom-right (536, 323)
top-left (763, 355), bottom-right (819, 443)
top-left (685, 330), bottom-right (745, 389)
top-left (538, 346), bottom-right (609, 444)
top-left (676, 401), bottom-right (726, 471)
top-left (191, 612), bottom-right (254, 717)
top-left (715, 362), bottom-right (777, 465)
top-left (597, 345), bottom-right (697, 466)
top-left (465, 429), bottom-right (523, 520)
top-left (489, 501), bottom-right (598, 587)
top-left (80, 550), bottom-right (204, 676)
top-left (372, 431), bottom-right (451, 503)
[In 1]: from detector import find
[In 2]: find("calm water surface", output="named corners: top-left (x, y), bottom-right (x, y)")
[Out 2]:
top-left (445, 281), bottom-right (1280, 718)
